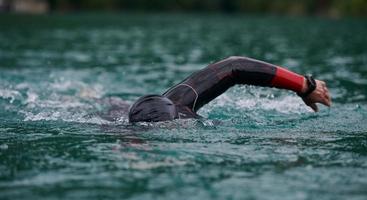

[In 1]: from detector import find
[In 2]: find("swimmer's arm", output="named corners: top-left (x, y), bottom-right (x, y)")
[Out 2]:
top-left (229, 56), bottom-right (331, 112)
top-left (164, 56), bottom-right (331, 112)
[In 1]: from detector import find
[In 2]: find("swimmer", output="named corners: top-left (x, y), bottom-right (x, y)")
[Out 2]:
top-left (128, 56), bottom-right (331, 122)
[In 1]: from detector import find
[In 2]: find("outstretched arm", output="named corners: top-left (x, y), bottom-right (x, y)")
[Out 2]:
top-left (163, 56), bottom-right (331, 112)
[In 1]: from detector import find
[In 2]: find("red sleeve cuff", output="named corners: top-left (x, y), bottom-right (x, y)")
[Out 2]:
top-left (271, 67), bottom-right (304, 93)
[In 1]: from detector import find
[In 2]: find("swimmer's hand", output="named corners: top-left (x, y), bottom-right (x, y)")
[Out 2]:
top-left (301, 80), bottom-right (332, 112)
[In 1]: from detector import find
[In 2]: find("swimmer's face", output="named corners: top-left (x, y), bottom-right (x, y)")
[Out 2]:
top-left (128, 95), bottom-right (178, 123)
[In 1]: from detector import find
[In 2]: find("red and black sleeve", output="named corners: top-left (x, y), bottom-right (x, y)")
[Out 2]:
top-left (163, 56), bottom-right (305, 113)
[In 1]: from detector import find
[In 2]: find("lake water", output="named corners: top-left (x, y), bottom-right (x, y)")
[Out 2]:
top-left (0, 13), bottom-right (366, 200)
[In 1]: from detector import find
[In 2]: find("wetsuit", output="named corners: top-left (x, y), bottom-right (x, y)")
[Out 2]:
top-left (162, 56), bottom-right (305, 119)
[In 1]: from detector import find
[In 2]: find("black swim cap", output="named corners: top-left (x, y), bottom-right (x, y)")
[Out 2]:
top-left (128, 95), bottom-right (178, 123)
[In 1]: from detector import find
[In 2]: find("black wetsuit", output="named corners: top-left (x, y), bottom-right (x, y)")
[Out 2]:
top-left (162, 56), bottom-right (304, 119)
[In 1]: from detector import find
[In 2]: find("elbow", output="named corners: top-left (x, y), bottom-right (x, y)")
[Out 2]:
top-left (225, 56), bottom-right (267, 69)
top-left (226, 56), bottom-right (249, 63)
top-left (213, 56), bottom-right (256, 74)
top-left (225, 56), bottom-right (257, 68)
top-left (224, 56), bottom-right (253, 70)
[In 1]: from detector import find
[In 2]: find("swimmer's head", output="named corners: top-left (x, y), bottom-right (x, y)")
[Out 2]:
top-left (128, 95), bottom-right (178, 123)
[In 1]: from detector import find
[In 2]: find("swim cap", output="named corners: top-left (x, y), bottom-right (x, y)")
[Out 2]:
top-left (128, 95), bottom-right (178, 123)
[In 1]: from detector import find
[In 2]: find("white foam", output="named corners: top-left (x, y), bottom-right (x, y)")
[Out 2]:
top-left (26, 91), bottom-right (38, 104)
top-left (11, 77), bottom-right (111, 124)
top-left (0, 89), bottom-right (22, 103)
top-left (22, 110), bottom-right (112, 125)
top-left (203, 88), bottom-right (310, 115)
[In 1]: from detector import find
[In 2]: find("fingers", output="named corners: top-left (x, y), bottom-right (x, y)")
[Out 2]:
top-left (324, 92), bottom-right (331, 106)
top-left (326, 90), bottom-right (332, 106)
top-left (309, 103), bottom-right (319, 112)
top-left (322, 83), bottom-right (332, 107)
top-left (317, 80), bottom-right (332, 107)
top-left (320, 90), bottom-right (331, 107)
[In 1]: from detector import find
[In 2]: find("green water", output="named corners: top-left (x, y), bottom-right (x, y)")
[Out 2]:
top-left (0, 13), bottom-right (367, 200)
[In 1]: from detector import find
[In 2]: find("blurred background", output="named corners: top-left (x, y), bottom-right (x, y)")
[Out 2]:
top-left (1, 0), bottom-right (367, 17)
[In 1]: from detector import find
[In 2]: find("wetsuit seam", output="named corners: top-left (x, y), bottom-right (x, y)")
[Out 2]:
top-left (164, 83), bottom-right (199, 111)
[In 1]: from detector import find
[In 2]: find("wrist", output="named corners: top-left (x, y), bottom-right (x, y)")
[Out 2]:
top-left (301, 77), bottom-right (308, 94)
top-left (297, 75), bottom-right (317, 98)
